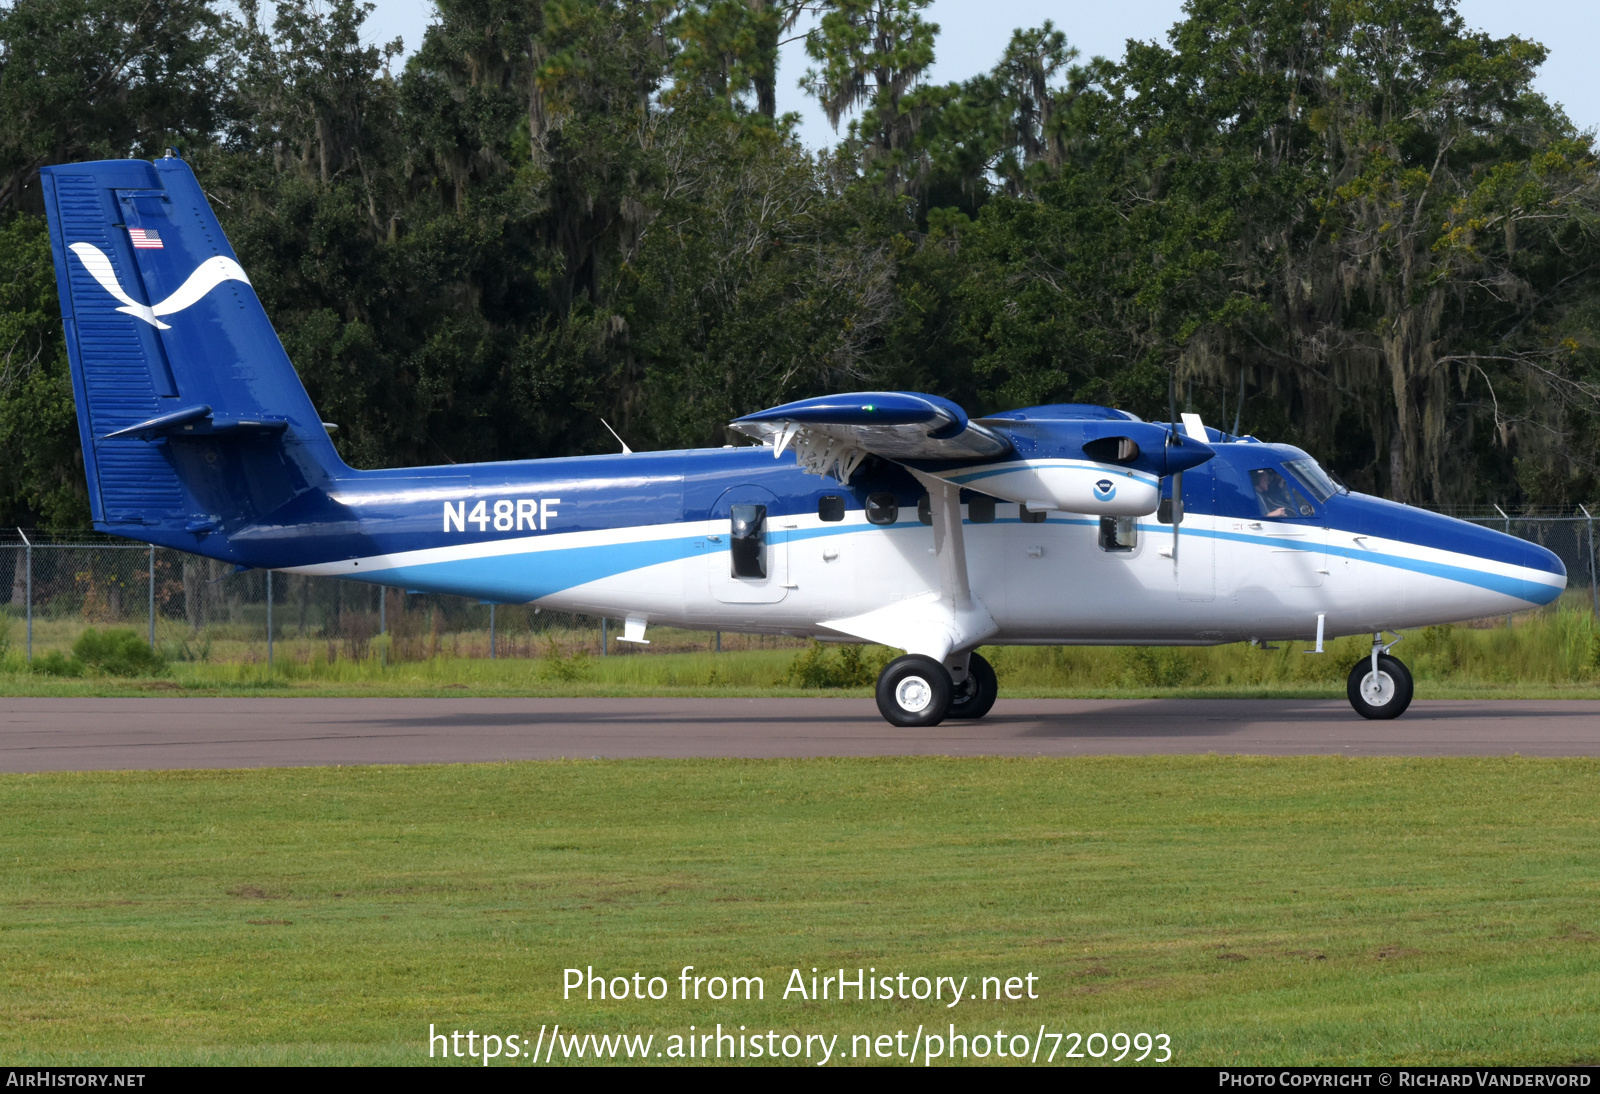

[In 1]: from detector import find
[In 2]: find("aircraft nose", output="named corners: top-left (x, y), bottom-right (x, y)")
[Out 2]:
top-left (1463, 518), bottom-right (1566, 606)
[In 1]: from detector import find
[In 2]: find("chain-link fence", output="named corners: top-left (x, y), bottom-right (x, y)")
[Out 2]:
top-left (1450, 508), bottom-right (1600, 617)
top-left (0, 532), bottom-right (801, 665)
top-left (2, 510), bottom-right (1596, 664)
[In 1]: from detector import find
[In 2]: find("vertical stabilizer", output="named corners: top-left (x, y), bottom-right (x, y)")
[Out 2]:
top-left (40, 157), bottom-right (346, 553)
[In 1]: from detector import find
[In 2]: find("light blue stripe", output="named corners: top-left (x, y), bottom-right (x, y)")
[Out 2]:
top-left (1129, 522), bottom-right (1561, 605)
top-left (362, 515), bottom-right (1560, 607)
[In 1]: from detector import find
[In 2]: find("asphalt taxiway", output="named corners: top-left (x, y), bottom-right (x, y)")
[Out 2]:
top-left (2, 697), bottom-right (1598, 771)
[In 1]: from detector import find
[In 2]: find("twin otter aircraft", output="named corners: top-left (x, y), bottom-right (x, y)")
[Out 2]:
top-left (41, 156), bottom-right (1566, 726)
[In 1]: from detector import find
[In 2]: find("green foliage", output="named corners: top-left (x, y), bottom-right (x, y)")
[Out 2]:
top-left (789, 640), bottom-right (888, 688)
top-left (0, 0), bottom-right (1596, 527)
top-left (538, 637), bottom-right (593, 682)
top-left (29, 649), bottom-right (81, 677)
top-left (32, 627), bottom-right (167, 677)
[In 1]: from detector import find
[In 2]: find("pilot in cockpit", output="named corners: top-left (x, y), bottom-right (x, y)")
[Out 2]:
top-left (1250, 467), bottom-right (1300, 518)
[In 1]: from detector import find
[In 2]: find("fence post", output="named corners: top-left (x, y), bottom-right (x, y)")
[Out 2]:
top-left (266, 570), bottom-right (273, 670)
top-left (600, 617), bottom-right (608, 656)
top-left (148, 544), bottom-right (156, 649)
top-left (489, 603), bottom-right (496, 660)
top-left (716, 630), bottom-right (721, 653)
top-left (1583, 504), bottom-right (1599, 620)
top-left (19, 529), bottom-right (31, 663)
top-left (379, 586), bottom-right (386, 635)
top-left (1495, 505), bottom-right (1513, 628)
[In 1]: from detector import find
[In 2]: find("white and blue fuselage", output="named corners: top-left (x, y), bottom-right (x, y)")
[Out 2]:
top-left (261, 440), bottom-right (1561, 648)
top-left (37, 154), bottom-right (1565, 724)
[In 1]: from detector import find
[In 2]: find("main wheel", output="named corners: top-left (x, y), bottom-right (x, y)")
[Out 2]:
top-left (946, 652), bottom-right (998, 720)
top-left (875, 655), bottom-right (952, 728)
top-left (1347, 654), bottom-right (1414, 720)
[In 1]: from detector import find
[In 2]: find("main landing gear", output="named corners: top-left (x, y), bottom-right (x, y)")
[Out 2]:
top-left (875, 652), bottom-right (997, 727)
top-left (1347, 634), bottom-right (1413, 719)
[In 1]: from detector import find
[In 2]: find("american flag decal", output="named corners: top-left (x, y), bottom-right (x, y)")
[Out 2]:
top-left (128, 228), bottom-right (163, 249)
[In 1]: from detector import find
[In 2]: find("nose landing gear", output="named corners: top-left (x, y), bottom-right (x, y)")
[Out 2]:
top-left (1347, 633), bottom-right (1413, 719)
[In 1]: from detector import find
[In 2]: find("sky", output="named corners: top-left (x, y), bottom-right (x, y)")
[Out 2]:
top-left (357, 0), bottom-right (1598, 146)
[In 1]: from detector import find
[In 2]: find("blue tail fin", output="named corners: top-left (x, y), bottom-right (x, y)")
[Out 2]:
top-left (40, 156), bottom-right (347, 554)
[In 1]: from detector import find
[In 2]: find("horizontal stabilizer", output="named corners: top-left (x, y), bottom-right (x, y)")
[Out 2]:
top-left (103, 404), bottom-right (290, 440)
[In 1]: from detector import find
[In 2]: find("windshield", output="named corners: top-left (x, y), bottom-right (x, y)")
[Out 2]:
top-left (1283, 458), bottom-right (1346, 503)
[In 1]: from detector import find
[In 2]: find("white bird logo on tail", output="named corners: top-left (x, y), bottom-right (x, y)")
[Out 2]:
top-left (67, 242), bottom-right (250, 330)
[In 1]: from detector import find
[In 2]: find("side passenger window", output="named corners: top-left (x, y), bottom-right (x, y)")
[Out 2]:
top-left (966, 494), bottom-right (995, 523)
top-left (818, 495), bottom-right (845, 522)
top-left (1019, 504), bottom-right (1047, 524)
top-left (729, 504), bottom-right (766, 579)
top-left (865, 494), bottom-right (898, 525)
top-left (1098, 516), bottom-right (1137, 552)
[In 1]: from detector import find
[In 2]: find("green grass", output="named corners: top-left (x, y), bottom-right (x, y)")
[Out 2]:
top-left (3, 600), bottom-right (1600, 698)
top-left (3, 757), bottom-right (1600, 1065)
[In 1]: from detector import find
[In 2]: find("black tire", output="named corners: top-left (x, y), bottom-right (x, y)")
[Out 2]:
top-left (946, 652), bottom-right (998, 720)
top-left (1347, 654), bottom-right (1414, 720)
top-left (875, 655), bottom-right (952, 728)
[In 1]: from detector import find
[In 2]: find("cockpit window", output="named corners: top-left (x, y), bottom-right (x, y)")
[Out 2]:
top-left (1283, 458), bottom-right (1345, 503)
top-left (1249, 468), bottom-right (1315, 518)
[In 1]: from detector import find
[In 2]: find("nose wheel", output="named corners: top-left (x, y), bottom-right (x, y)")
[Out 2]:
top-left (1347, 653), bottom-right (1413, 719)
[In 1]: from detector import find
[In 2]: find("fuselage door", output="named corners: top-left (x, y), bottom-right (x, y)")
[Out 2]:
top-left (1176, 469), bottom-right (1216, 602)
top-left (1261, 524), bottom-right (1327, 587)
top-left (708, 485), bottom-right (788, 604)
top-left (1245, 468), bottom-right (1328, 587)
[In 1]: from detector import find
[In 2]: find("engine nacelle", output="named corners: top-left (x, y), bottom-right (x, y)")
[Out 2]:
top-left (951, 460), bottom-right (1161, 516)
top-left (949, 416), bottom-right (1215, 516)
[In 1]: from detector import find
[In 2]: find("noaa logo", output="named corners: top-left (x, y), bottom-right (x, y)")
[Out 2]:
top-left (67, 242), bottom-right (250, 330)
top-left (1093, 479), bottom-right (1116, 501)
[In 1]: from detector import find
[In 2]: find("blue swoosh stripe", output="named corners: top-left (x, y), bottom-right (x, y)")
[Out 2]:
top-left (360, 516), bottom-right (1560, 607)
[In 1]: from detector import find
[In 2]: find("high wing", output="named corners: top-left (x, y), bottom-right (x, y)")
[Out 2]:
top-left (733, 391), bottom-right (1220, 668)
top-left (732, 390), bottom-right (1215, 517)
top-left (730, 391), bottom-right (1009, 483)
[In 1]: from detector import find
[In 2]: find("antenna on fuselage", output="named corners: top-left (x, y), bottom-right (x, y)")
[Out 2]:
top-left (599, 418), bottom-right (633, 455)
top-left (1232, 364), bottom-right (1244, 438)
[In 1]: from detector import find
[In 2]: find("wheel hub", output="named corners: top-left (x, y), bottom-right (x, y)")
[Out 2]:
top-left (895, 675), bottom-right (933, 713)
top-left (1362, 670), bottom-right (1395, 706)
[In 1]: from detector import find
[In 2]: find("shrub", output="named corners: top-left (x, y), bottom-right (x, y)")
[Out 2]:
top-left (539, 637), bottom-right (593, 682)
top-left (30, 651), bottom-right (82, 676)
top-left (790, 641), bottom-right (881, 688)
top-left (71, 628), bottom-right (167, 676)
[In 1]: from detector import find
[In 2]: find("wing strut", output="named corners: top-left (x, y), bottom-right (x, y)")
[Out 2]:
top-left (818, 469), bottom-right (996, 667)
top-left (909, 469), bottom-right (973, 613)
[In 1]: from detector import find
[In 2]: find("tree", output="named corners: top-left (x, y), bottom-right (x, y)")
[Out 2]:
top-left (0, 0), bottom-right (229, 214)
top-left (801, 0), bottom-right (936, 195)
